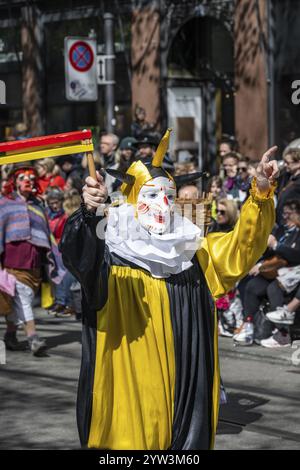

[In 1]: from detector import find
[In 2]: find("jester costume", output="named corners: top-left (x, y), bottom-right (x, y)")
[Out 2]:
top-left (60, 131), bottom-right (275, 450)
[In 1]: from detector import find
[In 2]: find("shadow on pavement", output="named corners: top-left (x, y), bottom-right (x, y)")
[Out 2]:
top-left (217, 392), bottom-right (268, 435)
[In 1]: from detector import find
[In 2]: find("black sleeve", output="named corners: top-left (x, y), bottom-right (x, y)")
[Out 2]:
top-left (274, 244), bottom-right (300, 265)
top-left (59, 204), bottom-right (108, 309)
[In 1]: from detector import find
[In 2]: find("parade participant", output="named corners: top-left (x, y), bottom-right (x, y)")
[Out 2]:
top-left (1, 165), bottom-right (63, 355)
top-left (60, 129), bottom-right (278, 450)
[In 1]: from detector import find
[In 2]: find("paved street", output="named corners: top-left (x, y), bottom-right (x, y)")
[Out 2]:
top-left (0, 308), bottom-right (299, 450)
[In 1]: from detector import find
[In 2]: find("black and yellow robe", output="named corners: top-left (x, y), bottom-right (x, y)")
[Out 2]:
top-left (60, 183), bottom-right (275, 450)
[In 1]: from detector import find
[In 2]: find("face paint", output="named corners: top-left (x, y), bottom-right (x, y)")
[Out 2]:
top-left (137, 176), bottom-right (176, 234)
top-left (15, 170), bottom-right (36, 196)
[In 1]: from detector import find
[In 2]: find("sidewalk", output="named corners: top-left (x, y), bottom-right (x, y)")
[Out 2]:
top-left (218, 335), bottom-right (300, 367)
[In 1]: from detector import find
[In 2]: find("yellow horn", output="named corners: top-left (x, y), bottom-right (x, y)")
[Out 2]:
top-left (152, 128), bottom-right (172, 167)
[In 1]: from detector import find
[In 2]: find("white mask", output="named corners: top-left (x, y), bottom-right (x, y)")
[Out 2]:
top-left (137, 176), bottom-right (176, 234)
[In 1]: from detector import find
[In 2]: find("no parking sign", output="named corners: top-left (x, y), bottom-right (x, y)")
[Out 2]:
top-left (65, 37), bottom-right (98, 101)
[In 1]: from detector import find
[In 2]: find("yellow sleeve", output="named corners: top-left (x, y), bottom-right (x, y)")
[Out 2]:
top-left (197, 178), bottom-right (276, 299)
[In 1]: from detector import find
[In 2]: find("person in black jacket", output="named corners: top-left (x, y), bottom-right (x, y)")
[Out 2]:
top-left (276, 148), bottom-right (300, 225)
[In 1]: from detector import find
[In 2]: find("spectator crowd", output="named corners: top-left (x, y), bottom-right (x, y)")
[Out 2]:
top-left (0, 111), bottom-right (300, 356)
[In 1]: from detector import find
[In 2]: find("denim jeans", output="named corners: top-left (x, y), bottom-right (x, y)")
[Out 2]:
top-left (55, 270), bottom-right (76, 306)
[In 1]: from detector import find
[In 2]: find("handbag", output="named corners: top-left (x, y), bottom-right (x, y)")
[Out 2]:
top-left (259, 256), bottom-right (288, 280)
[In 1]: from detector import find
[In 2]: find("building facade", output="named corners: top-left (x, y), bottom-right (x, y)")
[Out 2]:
top-left (0, 0), bottom-right (300, 173)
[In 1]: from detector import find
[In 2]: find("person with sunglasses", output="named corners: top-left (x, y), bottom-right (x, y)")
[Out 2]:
top-left (209, 198), bottom-right (239, 234)
top-left (236, 157), bottom-right (252, 202)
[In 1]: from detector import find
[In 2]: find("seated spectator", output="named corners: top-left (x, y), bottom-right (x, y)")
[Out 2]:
top-left (35, 158), bottom-right (65, 194)
top-left (266, 281), bottom-right (300, 327)
top-left (234, 199), bottom-right (300, 347)
top-left (209, 198), bottom-right (238, 233)
top-left (262, 209), bottom-right (300, 345)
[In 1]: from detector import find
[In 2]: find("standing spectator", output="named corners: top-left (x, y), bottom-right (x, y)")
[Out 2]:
top-left (207, 176), bottom-right (226, 219)
top-left (276, 148), bottom-right (300, 225)
top-left (236, 157), bottom-right (251, 202)
top-left (222, 152), bottom-right (240, 200)
top-left (136, 134), bottom-right (159, 161)
top-left (112, 137), bottom-right (137, 192)
top-left (57, 155), bottom-right (83, 181)
top-left (136, 134), bottom-right (175, 173)
top-left (49, 189), bottom-right (83, 319)
top-left (64, 175), bottom-right (83, 195)
top-left (45, 187), bottom-right (67, 244)
top-left (131, 105), bottom-right (155, 139)
top-left (81, 151), bottom-right (103, 181)
top-left (100, 133), bottom-right (119, 194)
top-left (35, 158), bottom-right (65, 194)
top-left (177, 184), bottom-right (199, 199)
top-left (13, 122), bottom-right (30, 140)
top-left (219, 134), bottom-right (239, 158)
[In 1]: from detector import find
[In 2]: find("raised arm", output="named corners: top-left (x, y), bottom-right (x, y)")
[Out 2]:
top-left (197, 147), bottom-right (279, 298)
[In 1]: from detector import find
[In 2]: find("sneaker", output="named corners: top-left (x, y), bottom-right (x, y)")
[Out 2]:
top-left (55, 306), bottom-right (75, 318)
top-left (47, 303), bottom-right (65, 315)
top-left (233, 320), bottom-right (254, 346)
top-left (266, 306), bottom-right (296, 325)
top-left (4, 332), bottom-right (28, 351)
top-left (260, 330), bottom-right (291, 348)
top-left (28, 335), bottom-right (47, 356)
top-left (218, 320), bottom-right (233, 337)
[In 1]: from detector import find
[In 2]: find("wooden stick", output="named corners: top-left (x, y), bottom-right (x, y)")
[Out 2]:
top-left (86, 151), bottom-right (97, 180)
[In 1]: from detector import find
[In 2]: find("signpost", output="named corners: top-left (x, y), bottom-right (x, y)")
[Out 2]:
top-left (64, 37), bottom-right (98, 102)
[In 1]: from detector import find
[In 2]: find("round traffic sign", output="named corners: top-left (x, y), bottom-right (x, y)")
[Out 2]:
top-left (69, 41), bottom-right (94, 72)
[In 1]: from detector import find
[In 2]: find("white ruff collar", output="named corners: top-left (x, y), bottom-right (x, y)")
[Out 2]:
top-left (105, 203), bottom-right (202, 278)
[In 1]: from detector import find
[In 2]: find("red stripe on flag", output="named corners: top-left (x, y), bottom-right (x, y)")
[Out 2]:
top-left (0, 130), bottom-right (92, 153)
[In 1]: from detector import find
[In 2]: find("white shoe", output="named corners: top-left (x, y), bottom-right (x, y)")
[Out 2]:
top-left (218, 320), bottom-right (233, 337)
top-left (260, 330), bottom-right (291, 348)
top-left (266, 306), bottom-right (295, 325)
top-left (233, 321), bottom-right (254, 346)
